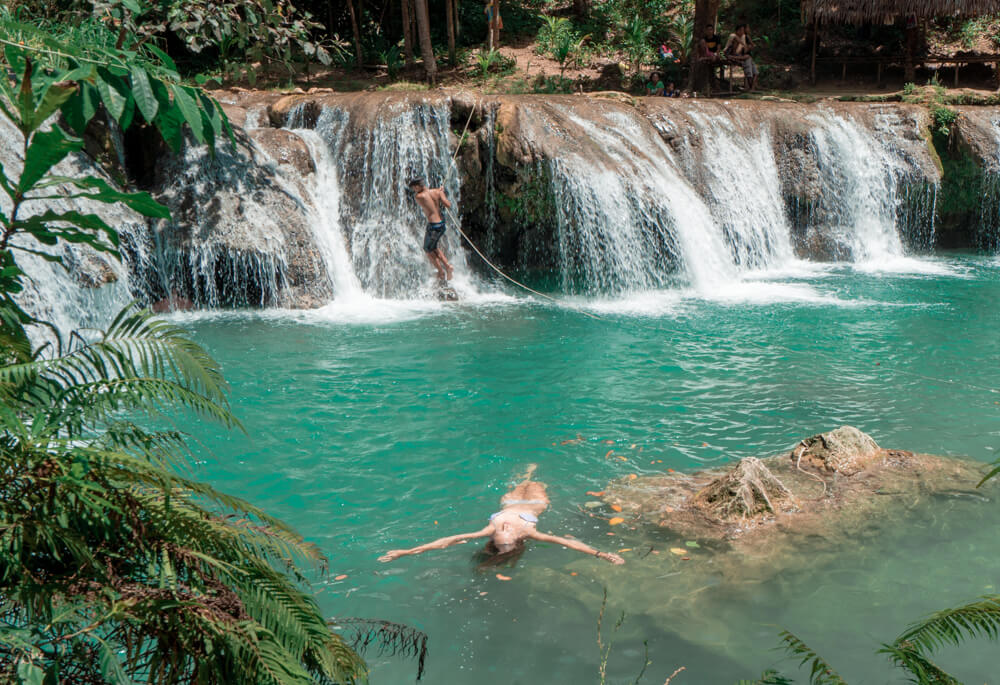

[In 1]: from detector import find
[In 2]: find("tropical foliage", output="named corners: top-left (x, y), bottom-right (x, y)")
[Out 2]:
top-left (0, 31), bottom-right (367, 685)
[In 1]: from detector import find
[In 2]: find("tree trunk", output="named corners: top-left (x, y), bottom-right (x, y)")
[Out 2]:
top-left (346, 0), bottom-right (363, 69)
top-left (687, 0), bottom-right (721, 91)
top-left (414, 0), bottom-right (437, 84)
top-left (401, 0), bottom-right (415, 66)
top-left (446, 0), bottom-right (456, 65)
top-left (573, 0), bottom-right (589, 18)
top-left (454, 0), bottom-right (461, 41)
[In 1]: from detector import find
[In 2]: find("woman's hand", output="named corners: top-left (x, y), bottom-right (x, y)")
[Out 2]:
top-left (599, 552), bottom-right (625, 565)
top-left (378, 550), bottom-right (405, 563)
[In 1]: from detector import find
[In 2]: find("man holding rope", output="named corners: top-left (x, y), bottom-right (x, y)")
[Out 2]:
top-left (408, 178), bottom-right (454, 282)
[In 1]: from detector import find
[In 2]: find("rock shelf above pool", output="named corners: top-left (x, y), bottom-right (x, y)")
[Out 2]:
top-left (602, 426), bottom-right (992, 552)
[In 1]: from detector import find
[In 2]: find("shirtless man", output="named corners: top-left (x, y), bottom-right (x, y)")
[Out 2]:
top-left (408, 178), bottom-right (454, 281)
top-left (378, 465), bottom-right (625, 565)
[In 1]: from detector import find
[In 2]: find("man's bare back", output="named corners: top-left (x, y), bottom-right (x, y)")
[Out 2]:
top-left (408, 179), bottom-right (454, 281)
top-left (414, 187), bottom-right (449, 222)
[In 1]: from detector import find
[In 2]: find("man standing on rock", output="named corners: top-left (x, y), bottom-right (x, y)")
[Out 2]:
top-left (408, 178), bottom-right (454, 281)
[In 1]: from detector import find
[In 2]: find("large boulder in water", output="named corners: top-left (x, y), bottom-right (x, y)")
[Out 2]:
top-left (792, 425), bottom-right (881, 476)
top-left (601, 427), bottom-right (990, 548)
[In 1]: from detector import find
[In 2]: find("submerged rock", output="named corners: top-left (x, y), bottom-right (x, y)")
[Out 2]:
top-left (603, 426), bottom-right (991, 550)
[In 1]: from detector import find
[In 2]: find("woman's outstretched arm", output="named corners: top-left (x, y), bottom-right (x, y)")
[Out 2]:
top-left (378, 525), bottom-right (494, 562)
top-left (528, 530), bottom-right (625, 565)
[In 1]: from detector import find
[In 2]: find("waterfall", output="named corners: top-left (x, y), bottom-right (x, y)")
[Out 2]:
top-left (0, 115), bottom-right (141, 337)
top-left (290, 128), bottom-right (364, 300)
top-left (977, 118), bottom-right (1000, 250)
top-left (805, 111), bottom-right (908, 263)
top-left (544, 105), bottom-right (733, 294)
top-left (309, 101), bottom-right (476, 299)
top-left (682, 111), bottom-right (795, 270)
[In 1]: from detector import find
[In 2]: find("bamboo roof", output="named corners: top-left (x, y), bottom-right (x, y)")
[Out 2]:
top-left (802, 0), bottom-right (1000, 23)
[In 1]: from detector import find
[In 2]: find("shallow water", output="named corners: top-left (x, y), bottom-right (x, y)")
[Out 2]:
top-left (180, 254), bottom-right (1000, 683)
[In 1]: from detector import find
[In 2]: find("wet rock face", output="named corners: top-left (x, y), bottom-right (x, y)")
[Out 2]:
top-left (140, 130), bottom-right (330, 309)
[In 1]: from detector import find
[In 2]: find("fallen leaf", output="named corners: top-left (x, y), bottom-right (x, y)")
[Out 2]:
top-left (603, 439), bottom-right (614, 445)
top-left (434, 520), bottom-right (438, 525)
top-left (608, 517), bottom-right (625, 526)
top-left (628, 474), bottom-right (638, 480)
top-left (652, 550), bottom-right (660, 554)
top-left (584, 501), bottom-right (603, 508)
top-left (682, 557), bottom-right (691, 561)
top-left (701, 442), bottom-right (708, 447)
top-left (685, 541), bottom-right (701, 549)
top-left (604, 450), bottom-right (614, 459)
top-left (667, 468), bottom-right (675, 473)
top-left (335, 574), bottom-right (348, 581)
top-left (670, 548), bottom-right (687, 556)
top-left (619, 548), bottom-right (632, 553)
top-left (606, 532), bottom-right (615, 536)
top-left (630, 443), bottom-right (637, 449)
top-left (480, 591), bottom-right (488, 596)
top-left (611, 504), bottom-right (622, 512)
top-left (570, 572), bottom-right (578, 576)
top-left (496, 574), bottom-right (512, 581)
top-left (586, 490), bottom-right (605, 497)
top-left (617, 456), bottom-right (628, 462)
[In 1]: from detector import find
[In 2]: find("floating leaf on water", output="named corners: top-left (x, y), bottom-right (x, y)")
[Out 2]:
top-left (584, 501), bottom-right (603, 508)
top-left (617, 456), bottom-right (628, 462)
top-left (602, 439), bottom-right (614, 445)
top-left (670, 548), bottom-right (687, 556)
top-left (604, 450), bottom-right (614, 459)
top-left (611, 504), bottom-right (622, 512)
top-left (667, 468), bottom-right (675, 473)
top-left (628, 474), bottom-right (638, 480)
top-left (570, 571), bottom-right (578, 576)
top-left (681, 557), bottom-right (691, 561)
top-left (496, 574), bottom-right (512, 581)
top-left (586, 490), bottom-right (605, 497)
top-left (335, 574), bottom-right (348, 581)
top-left (608, 517), bottom-right (625, 526)
top-left (619, 548), bottom-right (632, 553)
top-left (701, 442), bottom-right (709, 447)
top-left (685, 541), bottom-right (700, 548)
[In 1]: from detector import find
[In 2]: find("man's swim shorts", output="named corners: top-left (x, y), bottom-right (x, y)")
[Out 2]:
top-left (423, 220), bottom-right (446, 253)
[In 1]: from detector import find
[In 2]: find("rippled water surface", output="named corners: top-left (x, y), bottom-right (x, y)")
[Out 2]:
top-left (181, 255), bottom-right (1000, 684)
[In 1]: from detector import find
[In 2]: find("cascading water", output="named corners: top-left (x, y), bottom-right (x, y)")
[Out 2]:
top-left (290, 128), bottom-right (364, 300)
top-left (977, 118), bottom-right (1000, 250)
top-left (0, 115), bottom-right (140, 336)
top-left (307, 101), bottom-right (475, 298)
top-left (681, 111), bottom-right (795, 270)
top-left (544, 105), bottom-right (734, 294)
top-left (805, 111), bottom-right (909, 263)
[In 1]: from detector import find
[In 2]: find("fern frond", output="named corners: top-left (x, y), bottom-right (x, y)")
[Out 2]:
top-left (890, 595), bottom-right (1000, 657)
top-left (778, 630), bottom-right (848, 685)
top-left (877, 643), bottom-right (960, 684)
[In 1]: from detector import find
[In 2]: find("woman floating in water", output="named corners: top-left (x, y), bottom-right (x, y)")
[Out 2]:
top-left (378, 466), bottom-right (625, 565)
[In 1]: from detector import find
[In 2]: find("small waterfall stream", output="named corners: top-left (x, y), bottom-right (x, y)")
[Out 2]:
top-left (310, 102), bottom-right (477, 299)
top-left (683, 112), bottom-right (795, 271)
top-left (806, 112), bottom-right (908, 262)
top-left (546, 106), bottom-right (734, 294)
top-left (292, 128), bottom-right (364, 300)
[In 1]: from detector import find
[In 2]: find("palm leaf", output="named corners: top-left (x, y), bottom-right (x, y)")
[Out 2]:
top-left (889, 595), bottom-right (1000, 656)
top-left (777, 630), bottom-right (848, 685)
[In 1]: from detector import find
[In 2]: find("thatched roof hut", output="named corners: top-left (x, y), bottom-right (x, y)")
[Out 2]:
top-left (802, 0), bottom-right (1000, 24)
top-left (802, 0), bottom-right (1000, 83)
